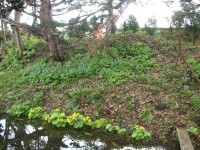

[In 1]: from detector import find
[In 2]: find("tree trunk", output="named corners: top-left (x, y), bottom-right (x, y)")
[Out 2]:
top-left (40, 0), bottom-right (64, 61)
top-left (108, 0), bottom-right (116, 34)
top-left (1, 21), bottom-right (7, 54)
top-left (11, 11), bottom-right (24, 56)
top-left (11, 25), bottom-right (24, 56)
top-left (28, 1), bottom-right (37, 39)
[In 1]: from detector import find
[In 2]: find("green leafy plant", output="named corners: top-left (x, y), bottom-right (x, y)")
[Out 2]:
top-left (191, 95), bottom-right (200, 113)
top-left (188, 45), bottom-right (197, 51)
top-left (67, 112), bottom-right (92, 129)
top-left (187, 58), bottom-right (200, 78)
top-left (187, 126), bottom-right (199, 135)
top-left (167, 98), bottom-right (176, 107)
top-left (0, 47), bottom-right (22, 70)
top-left (91, 118), bottom-right (108, 129)
top-left (28, 106), bottom-right (44, 119)
top-left (33, 92), bottom-right (44, 104)
top-left (22, 43), bottom-right (156, 85)
top-left (105, 124), bottom-right (127, 135)
top-left (43, 113), bottom-right (50, 121)
top-left (48, 109), bottom-right (68, 127)
top-left (181, 90), bottom-right (194, 97)
top-left (131, 125), bottom-right (151, 141)
top-left (23, 37), bottom-right (44, 59)
top-left (8, 103), bottom-right (30, 117)
top-left (105, 124), bottom-right (116, 132)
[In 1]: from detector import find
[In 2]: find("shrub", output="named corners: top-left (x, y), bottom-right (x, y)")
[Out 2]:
top-left (8, 103), bottom-right (30, 117)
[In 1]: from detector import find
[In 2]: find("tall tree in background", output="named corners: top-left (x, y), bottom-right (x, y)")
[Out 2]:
top-left (123, 15), bottom-right (139, 32)
top-left (144, 16), bottom-right (157, 36)
top-left (91, 0), bottom-right (134, 34)
top-left (67, 19), bottom-right (90, 38)
top-left (171, 2), bottom-right (200, 45)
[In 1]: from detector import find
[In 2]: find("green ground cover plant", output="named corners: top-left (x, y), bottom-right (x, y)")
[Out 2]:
top-left (8, 103), bottom-right (30, 117)
top-left (21, 43), bottom-right (156, 84)
top-left (187, 58), bottom-right (200, 78)
top-left (191, 95), bottom-right (200, 113)
top-left (131, 125), bottom-right (151, 141)
top-left (187, 126), bottom-right (199, 135)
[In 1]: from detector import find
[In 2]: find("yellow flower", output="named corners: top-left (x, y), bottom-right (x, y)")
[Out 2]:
top-left (28, 113), bottom-right (32, 118)
top-left (73, 112), bottom-right (79, 117)
top-left (135, 125), bottom-right (139, 129)
top-left (67, 117), bottom-right (71, 124)
top-left (44, 116), bottom-right (49, 121)
top-left (37, 107), bottom-right (43, 111)
top-left (83, 116), bottom-right (91, 122)
top-left (139, 126), bottom-right (145, 130)
top-left (135, 125), bottom-right (145, 130)
top-left (49, 116), bottom-right (53, 120)
top-left (57, 117), bottom-right (63, 122)
top-left (67, 112), bottom-right (80, 124)
top-left (29, 109), bottom-right (34, 113)
top-left (54, 109), bottom-right (60, 112)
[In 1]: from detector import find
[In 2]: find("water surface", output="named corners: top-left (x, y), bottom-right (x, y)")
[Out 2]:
top-left (0, 114), bottom-right (180, 150)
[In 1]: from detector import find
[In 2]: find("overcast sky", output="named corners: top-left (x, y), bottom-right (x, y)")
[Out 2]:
top-left (117, 0), bottom-right (180, 28)
top-left (117, 0), bottom-right (199, 28)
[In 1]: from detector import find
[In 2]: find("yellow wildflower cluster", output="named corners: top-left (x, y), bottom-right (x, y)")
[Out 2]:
top-left (67, 112), bottom-right (80, 124)
top-left (57, 117), bottom-right (64, 122)
top-left (83, 116), bottom-right (91, 123)
top-left (28, 108), bottom-right (35, 118)
top-left (28, 107), bottom-right (43, 119)
top-left (135, 125), bottom-right (145, 130)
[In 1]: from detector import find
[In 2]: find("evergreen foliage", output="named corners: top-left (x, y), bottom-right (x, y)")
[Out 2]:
top-left (123, 15), bottom-right (139, 32)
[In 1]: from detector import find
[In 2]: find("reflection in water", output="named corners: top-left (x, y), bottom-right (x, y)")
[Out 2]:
top-left (0, 114), bottom-right (179, 150)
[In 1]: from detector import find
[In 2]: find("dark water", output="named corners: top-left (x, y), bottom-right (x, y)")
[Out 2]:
top-left (0, 114), bottom-right (180, 150)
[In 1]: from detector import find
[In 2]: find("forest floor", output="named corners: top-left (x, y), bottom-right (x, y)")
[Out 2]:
top-left (0, 33), bottom-right (200, 148)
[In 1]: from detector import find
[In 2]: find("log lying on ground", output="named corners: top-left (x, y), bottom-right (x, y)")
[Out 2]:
top-left (176, 127), bottom-right (194, 150)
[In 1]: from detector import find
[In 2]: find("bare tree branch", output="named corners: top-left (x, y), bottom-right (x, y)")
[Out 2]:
top-left (22, 10), bottom-right (39, 18)
top-left (0, 17), bottom-right (43, 38)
